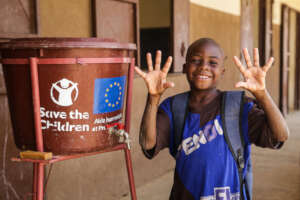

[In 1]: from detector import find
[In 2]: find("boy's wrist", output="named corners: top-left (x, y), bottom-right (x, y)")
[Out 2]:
top-left (147, 93), bottom-right (161, 105)
top-left (252, 89), bottom-right (269, 101)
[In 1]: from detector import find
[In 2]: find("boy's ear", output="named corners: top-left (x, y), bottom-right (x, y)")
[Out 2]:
top-left (221, 66), bottom-right (225, 75)
top-left (183, 63), bottom-right (187, 73)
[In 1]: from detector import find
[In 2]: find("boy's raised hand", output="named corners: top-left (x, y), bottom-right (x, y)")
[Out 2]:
top-left (233, 48), bottom-right (274, 95)
top-left (135, 50), bottom-right (174, 96)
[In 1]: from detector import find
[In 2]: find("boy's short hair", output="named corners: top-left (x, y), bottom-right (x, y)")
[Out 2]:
top-left (186, 38), bottom-right (225, 62)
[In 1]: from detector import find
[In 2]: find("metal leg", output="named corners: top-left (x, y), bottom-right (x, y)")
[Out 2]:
top-left (33, 163), bottom-right (38, 200)
top-left (30, 57), bottom-right (45, 200)
top-left (36, 163), bottom-right (44, 200)
top-left (124, 148), bottom-right (137, 200)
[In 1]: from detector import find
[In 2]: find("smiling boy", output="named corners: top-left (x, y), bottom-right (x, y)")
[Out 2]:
top-left (134, 38), bottom-right (289, 200)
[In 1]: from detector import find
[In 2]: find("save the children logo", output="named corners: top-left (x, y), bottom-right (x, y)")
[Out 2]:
top-left (50, 78), bottom-right (79, 106)
top-left (40, 77), bottom-right (125, 133)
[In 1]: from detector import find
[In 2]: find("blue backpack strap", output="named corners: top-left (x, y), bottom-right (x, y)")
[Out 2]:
top-left (221, 91), bottom-right (251, 200)
top-left (245, 159), bottom-right (253, 200)
top-left (170, 91), bottom-right (189, 158)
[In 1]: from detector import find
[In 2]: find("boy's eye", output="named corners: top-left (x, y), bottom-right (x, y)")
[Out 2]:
top-left (190, 59), bottom-right (202, 65)
top-left (210, 61), bottom-right (218, 66)
top-left (188, 59), bottom-right (219, 67)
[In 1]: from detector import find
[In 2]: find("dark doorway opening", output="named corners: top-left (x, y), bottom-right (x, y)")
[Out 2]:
top-left (140, 27), bottom-right (171, 69)
top-left (139, 0), bottom-right (172, 69)
top-left (139, 0), bottom-right (189, 72)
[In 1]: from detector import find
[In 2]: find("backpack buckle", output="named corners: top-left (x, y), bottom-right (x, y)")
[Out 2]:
top-left (237, 149), bottom-right (245, 169)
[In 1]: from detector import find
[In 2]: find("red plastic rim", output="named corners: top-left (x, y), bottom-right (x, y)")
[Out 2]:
top-left (0, 37), bottom-right (136, 50)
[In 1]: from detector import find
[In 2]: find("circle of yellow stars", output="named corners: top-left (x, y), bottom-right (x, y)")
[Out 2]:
top-left (104, 82), bottom-right (122, 108)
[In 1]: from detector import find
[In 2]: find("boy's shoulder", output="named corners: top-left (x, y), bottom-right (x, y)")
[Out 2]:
top-left (159, 90), bottom-right (257, 114)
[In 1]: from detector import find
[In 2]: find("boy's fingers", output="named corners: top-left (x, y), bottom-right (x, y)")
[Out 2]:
top-left (162, 56), bottom-right (173, 74)
top-left (263, 57), bottom-right (274, 72)
top-left (163, 81), bottom-right (175, 89)
top-left (146, 53), bottom-right (153, 71)
top-left (243, 48), bottom-right (252, 68)
top-left (233, 56), bottom-right (246, 76)
top-left (235, 81), bottom-right (248, 89)
top-left (155, 50), bottom-right (162, 70)
top-left (253, 48), bottom-right (260, 67)
top-left (134, 67), bottom-right (147, 79)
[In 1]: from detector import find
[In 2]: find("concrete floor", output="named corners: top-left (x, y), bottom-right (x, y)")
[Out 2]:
top-left (252, 111), bottom-right (300, 200)
top-left (121, 111), bottom-right (300, 200)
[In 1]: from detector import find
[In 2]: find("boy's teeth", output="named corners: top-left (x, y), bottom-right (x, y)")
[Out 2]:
top-left (198, 75), bottom-right (209, 79)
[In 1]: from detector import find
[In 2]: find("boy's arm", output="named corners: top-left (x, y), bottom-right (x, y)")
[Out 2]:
top-left (233, 48), bottom-right (289, 142)
top-left (135, 51), bottom-right (174, 150)
top-left (251, 90), bottom-right (288, 142)
top-left (139, 94), bottom-right (160, 150)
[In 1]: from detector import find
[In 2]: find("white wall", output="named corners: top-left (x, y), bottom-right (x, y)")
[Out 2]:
top-left (190, 0), bottom-right (240, 16)
top-left (273, 0), bottom-right (300, 24)
top-left (190, 0), bottom-right (300, 25)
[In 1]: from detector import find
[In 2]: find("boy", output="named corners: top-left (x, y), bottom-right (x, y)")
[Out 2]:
top-left (134, 38), bottom-right (289, 200)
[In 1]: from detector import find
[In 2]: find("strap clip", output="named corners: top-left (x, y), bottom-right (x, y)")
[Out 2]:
top-left (237, 149), bottom-right (245, 169)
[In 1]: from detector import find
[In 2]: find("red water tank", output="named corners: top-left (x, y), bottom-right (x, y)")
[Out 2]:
top-left (0, 38), bottom-right (136, 154)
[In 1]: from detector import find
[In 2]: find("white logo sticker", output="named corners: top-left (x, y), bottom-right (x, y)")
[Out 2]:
top-left (50, 78), bottom-right (78, 106)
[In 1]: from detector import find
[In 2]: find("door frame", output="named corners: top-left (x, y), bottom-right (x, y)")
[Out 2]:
top-left (172, 0), bottom-right (189, 72)
top-left (0, 0), bottom-right (40, 39)
top-left (295, 12), bottom-right (300, 110)
top-left (259, 0), bottom-right (273, 65)
top-left (280, 4), bottom-right (290, 116)
top-left (92, 0), bottom-right (140, 66)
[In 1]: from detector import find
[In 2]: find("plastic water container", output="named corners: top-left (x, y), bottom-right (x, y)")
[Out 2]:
top-left (0, 38), bottom-right (136, 154)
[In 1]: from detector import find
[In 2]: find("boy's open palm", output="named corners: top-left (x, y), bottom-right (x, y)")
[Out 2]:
top-left (233, 48), bottom-right (274, 94)
top-left (135, 51), bottom-right (174, 96)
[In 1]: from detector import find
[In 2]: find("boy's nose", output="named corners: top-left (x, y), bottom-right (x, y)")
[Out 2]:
top-left (197, 62), bottom-right (209, 70)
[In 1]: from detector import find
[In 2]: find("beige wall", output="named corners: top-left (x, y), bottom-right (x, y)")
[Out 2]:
top-left (140, 0), bottom-right (171, 28)
top-left (190, 3), bottom-right (241, 91)
top-left (40, 0), bottom-right (92, 37)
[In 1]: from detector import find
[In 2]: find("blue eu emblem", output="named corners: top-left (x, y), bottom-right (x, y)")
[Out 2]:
top-left (93, 76), bottom-right (126, 114)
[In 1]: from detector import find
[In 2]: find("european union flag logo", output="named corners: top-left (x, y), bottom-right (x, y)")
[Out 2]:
top-left (93, 76), bottom-right (126, 114)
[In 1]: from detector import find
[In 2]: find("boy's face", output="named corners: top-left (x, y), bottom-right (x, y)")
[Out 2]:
top-left (183, 43), bottom-right (225, 91)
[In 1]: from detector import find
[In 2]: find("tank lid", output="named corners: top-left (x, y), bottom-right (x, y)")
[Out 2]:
top-left (0, 38), bottom-right (136, 50)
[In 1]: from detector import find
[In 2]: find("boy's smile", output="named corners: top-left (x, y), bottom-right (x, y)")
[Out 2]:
top-left (184, 43), bottom-right (225, 91)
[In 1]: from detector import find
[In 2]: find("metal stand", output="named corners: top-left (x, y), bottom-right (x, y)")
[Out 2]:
top-left (1, 57), bottom-right (137, 200)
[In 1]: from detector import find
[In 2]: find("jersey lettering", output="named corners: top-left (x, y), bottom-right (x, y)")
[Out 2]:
top-left (199, 187), bottom-right (240, 200)
top-left (181, 118), bottom-right (223, 155)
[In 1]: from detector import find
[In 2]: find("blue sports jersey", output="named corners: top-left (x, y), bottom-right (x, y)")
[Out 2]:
top-left (159, 97), bottom-right (254, 200)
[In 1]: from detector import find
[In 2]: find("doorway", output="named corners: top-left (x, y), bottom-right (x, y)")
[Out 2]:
top-left (139, 0), bottom-right (189, 72)
top-left (139, 0), bottom-right (172, 69)
top-left (280, 5), bottom-right (300, 115)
